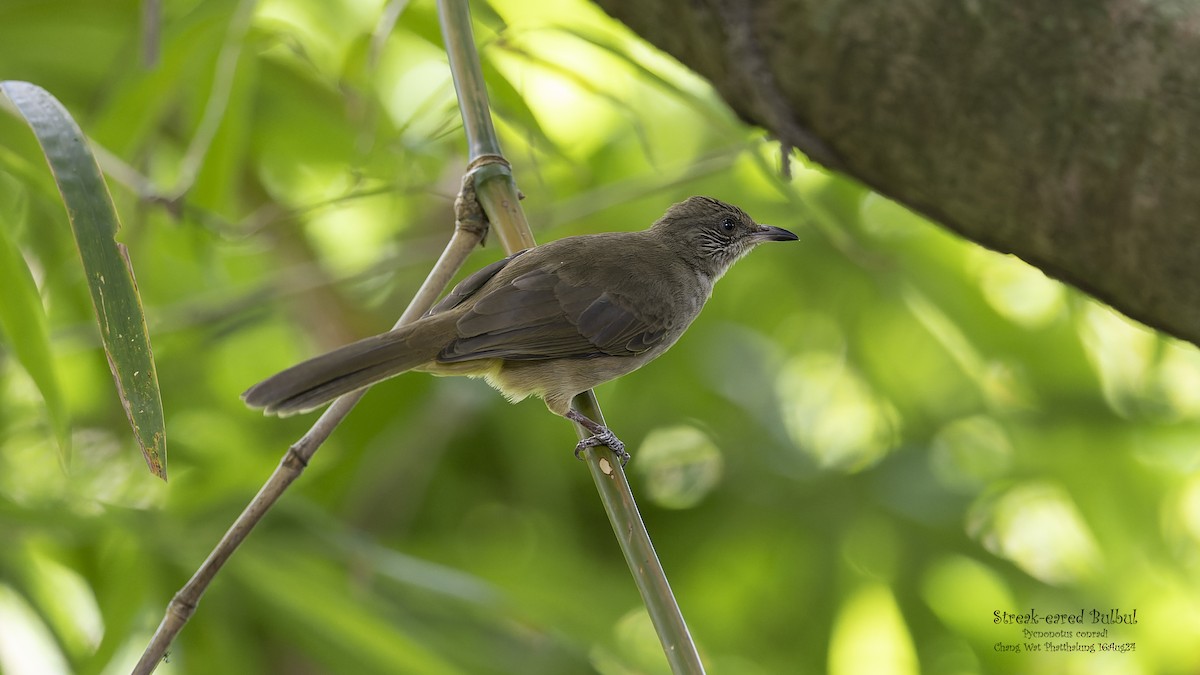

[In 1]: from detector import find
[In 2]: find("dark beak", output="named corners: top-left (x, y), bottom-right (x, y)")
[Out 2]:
top-left (753, 224), bottom-right (799, 242)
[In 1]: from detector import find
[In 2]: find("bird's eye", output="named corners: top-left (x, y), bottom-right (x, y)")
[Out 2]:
top-left (721, 218), bottom-right (736, 232)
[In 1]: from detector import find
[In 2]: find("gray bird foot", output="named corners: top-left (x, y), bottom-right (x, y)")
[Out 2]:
top-left (574, 431), bottom-right (629, 466)
top-left (564, 409), bottom-right (630, 466)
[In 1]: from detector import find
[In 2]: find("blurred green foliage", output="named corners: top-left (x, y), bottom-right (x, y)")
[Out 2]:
top-left (1, 0), bottom-right (1199, 673)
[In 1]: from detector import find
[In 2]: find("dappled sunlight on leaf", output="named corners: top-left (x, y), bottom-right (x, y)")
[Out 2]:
top-left (900, 287), bottom-right (984, 389)
top-left (488, 37), bottom-right (627, 159)
top-left (0, 198), bottom-right (68, 460)
top-left (968, 482), bottom-right (1102, 585)
top-left (1130, 425), bottom-right (1200, 473)
top-left (898, 285), bottom-right (1039, 413)
top-left (0, 584), bottom-right (70, 675)
top-left (921, 555), bottom-right (1015, 644)
top-left (591, 608), bottom-right (673, 675)
top-left (304, 191), bottom-right (403, 274)
top-left (776, 351), bottom-right (900, 472)
top-left (255, 143), bottom-right (361, 209)
top-left (0, 427), bottom-right (159, 512)
top-left (1079, 301), bottom-right (1163, 418)
top-left (634, 424), bottom-right (723, 509)
top-left (1157, 341), bottom-right (1200, 419)
top-left (828, 584), bottom-right (919, 675)
top-left (930, 415), bottom-right (1013, 493)
top-left (256, 0), bottom-right (384, 73)
top-left (1132, 585), bottom-right (1200, 672)
top-left (232, 547), bottom-right (463, 674)
top-left (1165, 475), bottom-right (1200, 555)
top-left (379, 57), bottom-right (458, 143)
top-left (859, 191), bottom-right (929, 241)
top-left (18, 542), bottom-right (104, 658)
top-left (975, 251), bottom-right (1067, 329)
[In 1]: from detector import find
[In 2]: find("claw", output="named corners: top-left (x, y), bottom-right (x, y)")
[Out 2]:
top-left (574, 431), bottom-right (629, 466)
top-left (565, 408), bottom-right (630, 466)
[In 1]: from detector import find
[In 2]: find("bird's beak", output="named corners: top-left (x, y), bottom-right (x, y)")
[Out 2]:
top-left (752, 224), bottom-right (799, 242)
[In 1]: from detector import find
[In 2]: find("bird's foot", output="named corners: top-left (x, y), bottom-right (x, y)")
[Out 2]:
top-left (574, 430), bottom-right (629, 466)
top-left (564, 409), bottom-right (630, 466)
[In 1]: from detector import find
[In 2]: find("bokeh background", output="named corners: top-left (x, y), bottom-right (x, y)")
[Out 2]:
top-left (2, 0), bottom-right (1199, 673)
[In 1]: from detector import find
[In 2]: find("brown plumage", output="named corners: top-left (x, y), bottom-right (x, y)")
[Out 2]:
top-left (242, 196), bottom-right (797, 460)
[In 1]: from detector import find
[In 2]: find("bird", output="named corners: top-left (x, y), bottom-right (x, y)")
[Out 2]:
top-left (243, 196), bottom-right (797, 463)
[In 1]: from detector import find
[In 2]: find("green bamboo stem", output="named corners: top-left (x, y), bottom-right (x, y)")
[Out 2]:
top-left (572, 390), bottom-right (703, 670)
top-left (438, 0), bottom-right (501, 159)
top-left (131, 186), bottom-right (486, 675)
top-left (132, 225), bottom-right (484, 675)
top-left (437, 2), bottom-right (705, 673)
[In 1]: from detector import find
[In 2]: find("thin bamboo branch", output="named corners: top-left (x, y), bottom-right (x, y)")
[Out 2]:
top-left (131, 193), bottom-right (485, 675)
top-left (135, 0), bottom-right (704, 671)
top-left (438, 1), bottom-right (503, 161)
top-left (571, 391), bottom-right (703, 670)
top-left (436, 1), bottom-right (704, 673)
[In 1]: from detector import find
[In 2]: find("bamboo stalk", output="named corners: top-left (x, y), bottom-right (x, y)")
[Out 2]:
top-left (437, 1), bottom-right (705, 672)
top-left (130, 184), bottom-right (487, 675)
top-left (134, 1), bottom-right (705, 672)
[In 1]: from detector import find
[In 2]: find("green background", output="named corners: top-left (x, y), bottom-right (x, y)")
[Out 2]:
top-left (1, 0), bottom-right (1197, 672)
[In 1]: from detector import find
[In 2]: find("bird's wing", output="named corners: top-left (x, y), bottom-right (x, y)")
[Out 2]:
top-left (438, 265), bottom-right (668, 362)
top-left (424, 249), bottom-right (530, 317)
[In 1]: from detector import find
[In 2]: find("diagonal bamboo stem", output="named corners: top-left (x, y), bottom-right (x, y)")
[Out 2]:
top-left (437, 1), bottom-right (704, 672)
top-left (131, 180), bottom-right (488, 675)
top-left (135, 1), bottom-right (704, 672)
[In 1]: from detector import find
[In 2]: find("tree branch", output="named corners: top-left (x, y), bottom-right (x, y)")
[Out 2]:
top-left (594, 0), bottom-right (1200, 346)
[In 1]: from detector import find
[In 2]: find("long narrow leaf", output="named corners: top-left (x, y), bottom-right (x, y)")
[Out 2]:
top-left (1, 81), bottom-right (166, 480)
top-left (0, 202), bottom-right (69, 463)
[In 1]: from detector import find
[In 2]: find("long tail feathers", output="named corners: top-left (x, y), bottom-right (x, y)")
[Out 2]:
top-left (242, 316), bottom-right (451, 416)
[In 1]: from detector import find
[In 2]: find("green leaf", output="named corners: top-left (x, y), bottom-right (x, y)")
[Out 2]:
top-left (480, 59), bottom-right (565, 158)
top-left (1, 80), bottom-right (166, 480)
top-left (0, 197), bottom-right (69, 464)
top-left (236, 547), bottom-right (466, 675)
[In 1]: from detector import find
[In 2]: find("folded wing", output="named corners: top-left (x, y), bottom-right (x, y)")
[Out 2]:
top-left (439, 266), bottom-right (667, 362)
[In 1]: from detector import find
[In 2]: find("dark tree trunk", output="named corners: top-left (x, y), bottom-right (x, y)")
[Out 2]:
top-left (594, 0), bottom-right (1200, 346)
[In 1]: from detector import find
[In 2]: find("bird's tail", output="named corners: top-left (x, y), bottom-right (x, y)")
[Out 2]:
top-left (242, 313), bottom-right (455, 416)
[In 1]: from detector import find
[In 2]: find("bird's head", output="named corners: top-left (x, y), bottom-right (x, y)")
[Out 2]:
top-left (651, 196), bottom-right (798, 279)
